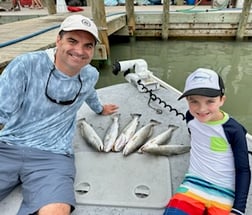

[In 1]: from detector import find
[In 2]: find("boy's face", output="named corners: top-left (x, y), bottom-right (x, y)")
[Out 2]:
top-left (186, 95), bottom-right (226, 123)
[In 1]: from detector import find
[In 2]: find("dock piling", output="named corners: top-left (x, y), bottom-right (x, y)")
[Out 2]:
top-left (44, 0), bottom-right (56, 14)
top-left (91, 0), bottom-right (110, 60)
top-left (236, 0), bottom-right (252, 41)
top-left (162, 0), bottom-right (170, 40)
top-left (126, 0), bottom-right (136, 36)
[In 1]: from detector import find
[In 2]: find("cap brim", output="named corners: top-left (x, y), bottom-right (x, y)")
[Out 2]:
top-left (60, 27), bottom-right (100, 43)
top-left (178, 88), bottom-right (222, 100)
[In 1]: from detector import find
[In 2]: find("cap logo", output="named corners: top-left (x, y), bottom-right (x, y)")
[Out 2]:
top-left (81, 18), bottom-right (91, 27)
top-left (178, 68), bottom-right (224, 100)
top-left (192, 74), bottom-right (212, 84)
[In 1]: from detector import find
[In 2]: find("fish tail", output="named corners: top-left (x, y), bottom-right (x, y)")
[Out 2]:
top-left (168, 124), bottom-right (179, 130)
top-left (149, 119), bottom-right (161, 125)
top-left (77, 117), bottom-right (86, 122)
top-left (112, 113), bottom-right (121, 119)
top-left (130, 113), bottom-right (142, 118)
top-left (77, 117), bottom-right (86, 126)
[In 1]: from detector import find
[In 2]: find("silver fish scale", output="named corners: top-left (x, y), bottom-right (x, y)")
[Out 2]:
top-left (113, 113), bottom-right (141, 152)
top-left (78, 118), bottom-right (104, 152)
top-left (122, 120), bottom-right (161, 156)
top-left (103, 114), bottom-right (120, 152)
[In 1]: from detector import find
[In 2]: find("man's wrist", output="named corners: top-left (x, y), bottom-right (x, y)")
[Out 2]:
top-left (97, 107), bottom-right (103, 115)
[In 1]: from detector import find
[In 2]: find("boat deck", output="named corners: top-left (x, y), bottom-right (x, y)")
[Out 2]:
top-left (0, 81), bottom-right (251, 215)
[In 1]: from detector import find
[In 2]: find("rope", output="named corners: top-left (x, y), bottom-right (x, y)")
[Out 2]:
top-left (0, 24), bottom-right (60, 48)
top-left (176, 0), bottom-right (230, 13)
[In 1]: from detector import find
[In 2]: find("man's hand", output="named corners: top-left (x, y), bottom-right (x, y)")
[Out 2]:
top-left (101, 104), bottom-right (118, 115)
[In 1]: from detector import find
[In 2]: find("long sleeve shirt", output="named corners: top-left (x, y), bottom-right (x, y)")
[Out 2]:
top-left (0, 48), bottom-right (103, 155)
top-left (186, 110), bottom-right (251, 214)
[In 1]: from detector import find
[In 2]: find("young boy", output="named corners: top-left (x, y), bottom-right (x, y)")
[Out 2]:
top-left (164, 68), bottom-right (251, 215)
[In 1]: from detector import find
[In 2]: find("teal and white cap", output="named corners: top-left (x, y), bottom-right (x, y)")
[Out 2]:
top-left (59, 14), bottom-right (100, 43)
top-left (178, 68), bottom-right (225, 100)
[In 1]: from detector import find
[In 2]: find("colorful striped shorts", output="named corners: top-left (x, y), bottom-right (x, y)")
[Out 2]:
top-left (163, 174), bottom-right (235, 215)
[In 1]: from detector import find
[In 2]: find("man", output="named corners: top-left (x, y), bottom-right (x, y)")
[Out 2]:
top-left (0, 14), bottom-right (118, 215)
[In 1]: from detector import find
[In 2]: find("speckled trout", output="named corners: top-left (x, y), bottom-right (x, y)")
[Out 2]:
top-left (103, 114), bottom-right (120, 152)
top-left (142, 144), bottom-right (191, 156)
top-left (113, 113), bottom-right (141, 152)
top-left (78, 118), bottom-right (104, 152)
top-left (123, 119), bottom-right (161, 156)
top-left (138, 124), bottom-right (179, 153)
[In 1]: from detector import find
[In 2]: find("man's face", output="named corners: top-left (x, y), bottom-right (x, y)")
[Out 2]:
top-left (55, 30), bottom-right (96, 76)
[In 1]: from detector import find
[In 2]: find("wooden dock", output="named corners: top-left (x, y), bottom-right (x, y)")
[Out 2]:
top-left (1, 5), bottom-right (252, 70)
top-left (0, 6), bottom-right (126, 70)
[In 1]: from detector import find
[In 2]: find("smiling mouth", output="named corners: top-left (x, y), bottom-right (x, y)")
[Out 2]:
top-left (69, 53), bottom-right (85, 60)
top-left (197, 112), bottom-right (209, 117)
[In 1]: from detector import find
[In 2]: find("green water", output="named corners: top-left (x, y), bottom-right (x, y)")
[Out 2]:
top-left (96, 39), bottom-right (252, 133)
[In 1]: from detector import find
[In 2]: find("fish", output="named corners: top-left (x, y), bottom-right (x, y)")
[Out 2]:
top-left (122, 119), bottom-right (161, 156)
top-left (142, 143), bottom-right (191, 156)
top-left (103, 114), bottom-right (120, 152)
top-left (78, 118), bottom-right (104, 152)
top-left (113, 113), bottom-right (141, 152)
top-left (138, 124), bottom-right (179, 153)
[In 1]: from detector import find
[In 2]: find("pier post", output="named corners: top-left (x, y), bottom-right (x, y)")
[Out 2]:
top-left (126, 0), bottom-right (136, 36)
top-left (45, 0), bottom-right (56, 14)
top-left (236, 0), bottom-right (252, 41)
top-left (86, 0), bottom-right (91, 6)
top-left (91, 0), bottom-right (110, 58)
top-left (162, 0), bottom-right (170, 40)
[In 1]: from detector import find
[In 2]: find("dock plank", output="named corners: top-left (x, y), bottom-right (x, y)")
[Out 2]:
top-left (0, 15), bottom-right (62, 68)
top-left (0, 6), bottom-right (128, 69)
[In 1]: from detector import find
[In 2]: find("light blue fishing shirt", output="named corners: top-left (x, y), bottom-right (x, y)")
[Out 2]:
top-left (0, 48), bottom-right (103, 155)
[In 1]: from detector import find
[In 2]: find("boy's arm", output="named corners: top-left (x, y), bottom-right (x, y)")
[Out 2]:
top-left (225, 120), bottom-right (251, 214)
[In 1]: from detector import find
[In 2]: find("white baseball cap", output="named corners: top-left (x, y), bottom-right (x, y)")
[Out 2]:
top-left (59, 15), bottom-right (100, 43)
top-left (178, 68), bottom-right (225, 100)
